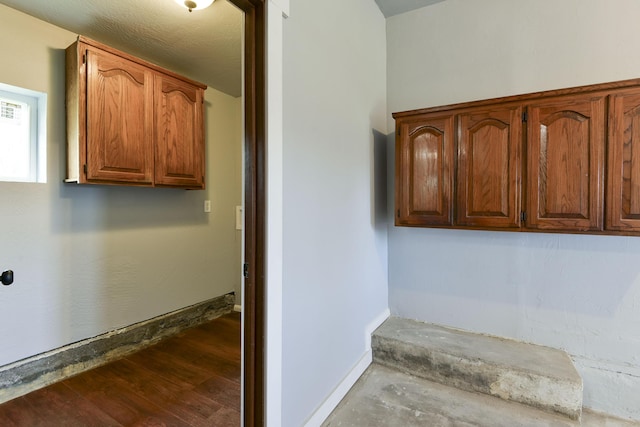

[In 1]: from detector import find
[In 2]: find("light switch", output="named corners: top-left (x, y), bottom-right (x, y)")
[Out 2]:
top-left (236, 206), bottom-right (243, 230)
top-left (204, 200), bottom-right (211, 213)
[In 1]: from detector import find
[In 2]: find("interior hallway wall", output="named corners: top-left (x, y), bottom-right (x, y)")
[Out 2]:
top-left (0, 3), bottom-right (242, 368)
top-left (386, 0), bottom-right (640, 420)
top-left (281, 0), bottom-right (388, 425)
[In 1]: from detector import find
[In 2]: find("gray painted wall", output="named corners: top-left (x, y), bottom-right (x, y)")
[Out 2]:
top-left (282, 0), bottom-right (388, 425)
top-left (387, 0), bottom-right (640, 420)
top-left (0, 4), bottom-right (242, 367)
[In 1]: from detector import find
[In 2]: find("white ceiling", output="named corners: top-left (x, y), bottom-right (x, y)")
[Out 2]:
top-left (0, 0), bottom-right (243, 97)
top-left (0, 0), bottom-right (443, 97)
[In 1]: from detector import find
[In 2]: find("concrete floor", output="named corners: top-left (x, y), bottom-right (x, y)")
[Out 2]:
top-left (323, 364), bottom-right (640, 427)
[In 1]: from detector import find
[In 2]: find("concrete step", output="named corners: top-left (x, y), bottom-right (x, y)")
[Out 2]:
top-left (323, 364), bottom-right (637, 427)
top-left (372, 317), bottom-right (583, 420)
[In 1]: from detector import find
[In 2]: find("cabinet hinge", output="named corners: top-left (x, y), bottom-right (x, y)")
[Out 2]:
top-left (522, 111), bottom-right (528, 123)
top-left (243, 263), bottom-right (249, 279)
top-left (82, 53), bottom-right (86, 64)
top-left (397, 209), bottom-right (400, 218)
top-left (83, 164), bottom-right (87, 175)
top-left (520, 211), bottom-right (527, 222)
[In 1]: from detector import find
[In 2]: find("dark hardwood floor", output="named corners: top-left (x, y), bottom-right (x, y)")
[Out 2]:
top-left (0, 312), bottom-right (241, 426)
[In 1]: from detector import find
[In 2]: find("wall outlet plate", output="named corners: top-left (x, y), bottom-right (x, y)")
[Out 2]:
top-left (236, 206), bottom-right (243, 230)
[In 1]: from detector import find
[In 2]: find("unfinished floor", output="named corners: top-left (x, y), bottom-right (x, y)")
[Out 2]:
top-left (323, 316), bottom-right (640, 427)
top-left (323, 364), bottom-right (640, 427)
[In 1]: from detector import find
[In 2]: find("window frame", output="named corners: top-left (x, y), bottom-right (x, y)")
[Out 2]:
top-left (0, 82), bottom-right (46, 183)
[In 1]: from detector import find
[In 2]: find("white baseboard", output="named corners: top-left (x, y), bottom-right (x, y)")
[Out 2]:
top-left (365, 308), bottom-right (391, 349)
top-left (303, 308), bottom-right (390, 427)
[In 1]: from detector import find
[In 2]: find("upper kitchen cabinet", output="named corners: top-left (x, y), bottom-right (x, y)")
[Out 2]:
top-left (66, 36), bottom-right (207, 189)
top-left (606, 88), bottom-right (640, 232)
top-left (526, 94), bottom-right (606, 232)
top-left (392, 77), bottom-right (640, 236)
top-left (394, 111), bottom-right (455, 227)
top-left (457, 104), bottom-right (522, 229)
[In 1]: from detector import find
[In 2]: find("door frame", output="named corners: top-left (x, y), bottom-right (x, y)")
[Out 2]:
top-left (227, 0), bottom-right (265, 426)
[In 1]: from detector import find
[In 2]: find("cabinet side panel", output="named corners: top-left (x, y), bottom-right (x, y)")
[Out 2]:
top-left (65, 41), bottom-right (80, 182)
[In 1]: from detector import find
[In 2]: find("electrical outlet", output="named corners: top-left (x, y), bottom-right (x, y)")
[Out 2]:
top-left (204, 200), bottom-right (211, 213)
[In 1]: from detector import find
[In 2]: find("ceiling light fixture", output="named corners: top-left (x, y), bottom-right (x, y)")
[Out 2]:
top-left (174, 0), bottom-right (215, 12)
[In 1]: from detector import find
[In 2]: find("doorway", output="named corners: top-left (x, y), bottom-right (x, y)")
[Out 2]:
top-left (227, 1), bottom-right (265, 426)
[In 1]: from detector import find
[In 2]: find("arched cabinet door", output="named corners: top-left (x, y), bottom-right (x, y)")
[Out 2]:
top-left (86, 47), bottom-right (154, 185)
top-left (457, 105), bottom-right (522, 229)
top-left (154, 74), bottom-right (205, 189)
top-left (607, 89), bottom-right (640, 232)
top-left (526, 94), bottom-right (605, 232)
top-left (395, 113), bottom-right (454, 226)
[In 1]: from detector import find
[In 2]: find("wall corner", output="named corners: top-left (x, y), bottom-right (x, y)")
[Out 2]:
top-left (269, 0), bottom-right (290, 18)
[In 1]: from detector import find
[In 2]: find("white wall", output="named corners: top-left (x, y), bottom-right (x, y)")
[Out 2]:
top-left (281, 0), bottom-right (388, 425)
top-left (0, 4), bottom-right (242, 367)
top-left (387, 0), bottom-right (640, 420)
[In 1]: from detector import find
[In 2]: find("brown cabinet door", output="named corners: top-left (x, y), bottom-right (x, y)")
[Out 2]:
top-left (395, 113), bottom-right (454, 226)
top-left (607, 89), bottom-right (640, 232)
top-left (457, 105), bottom-right (522, 228)
top-left (154, 74), bottom-right (205, 189)
top-left (85, 47), bottom-right (154, 184)
top-left (526, 95), bottom-right (605, 231)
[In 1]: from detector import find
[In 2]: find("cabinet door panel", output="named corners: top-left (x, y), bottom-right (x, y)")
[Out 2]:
top-left (527, 95), bottom-right (605, 231)
top-left (155, 75), bottom-right (205, 189)
top-left (607, 90), bottom-right (640, 231)
top-left (396, 114), bottom-right (454, 226)
top-left (86, 48), bottom-right (154, 184)
top-left (457, 106), bottom-right (522, 228)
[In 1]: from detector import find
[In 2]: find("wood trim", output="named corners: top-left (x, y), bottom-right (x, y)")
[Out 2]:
top-left (77, 36), bottom-right (207, 89)
top-left (392, 77), bottom-right (640, 119)
top-left (227, 0), bottom-right (266, 426)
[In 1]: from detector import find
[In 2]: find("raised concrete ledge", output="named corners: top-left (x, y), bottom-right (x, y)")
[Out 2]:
top-left (372, 317), bottom-right (583, 420)
top-left (0, 293), bottom-right (235, 404)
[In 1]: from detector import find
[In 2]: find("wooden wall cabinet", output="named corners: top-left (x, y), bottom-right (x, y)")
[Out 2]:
top-left (395, 113), bottom-right (454, 226)
top-left (394, 77), bottom-right (640, 236)
top-left (66, 36), bottom-right (206, 189)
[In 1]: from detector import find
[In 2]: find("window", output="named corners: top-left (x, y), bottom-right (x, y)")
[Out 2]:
top-left (0, 83), bottom-right (46, 183)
